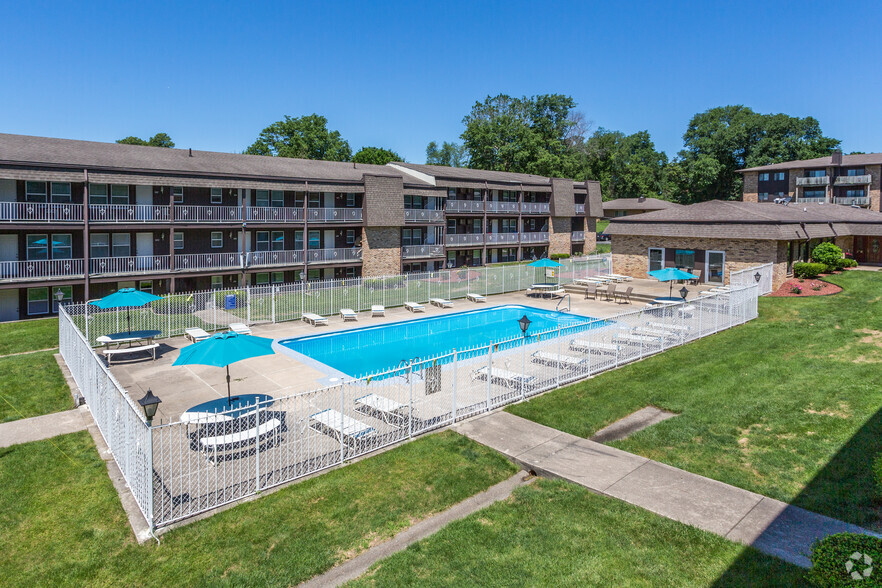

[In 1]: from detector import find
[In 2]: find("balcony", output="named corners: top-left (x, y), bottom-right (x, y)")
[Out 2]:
top-left (485, 233), bottom-right (519, 245)
top-left (485, 201), bottom-right (519, 214)
top-left (245, 207), bottom-right (305, 223)
top-left (90, 255), bottom-right (171, 276)
top-left (796, 176), bottom-right (830, 187)
top-left (175, 252), bottom-right (243, 271)
top-left (0, 202), bottom-right (83, 223)
top-left (520, 202), bottom-right (550, 214)
top-left (402, 244), bottom-right (444, 259)
top-left (572, 231), bottom-right (585, 241)
top-left (89, 204), bottom-right (171, 223)
top-left (306, 207), bottom-right (363, 223)
top-left (304, 247), bottom-right (362, 264)
top-left (0, 258), bottom-right (84, 281)
top-left (521, 232), bottom-right (549, 244)
top-left (834, 196), bottom-right (870, 206)
top-left (246, 250), bottom-right (304, 268)
top-left (175, 205), bottom-right (242, 223)
top-left (404, 209), bottom-right (444, 223)
top-left (575, 203), bottom-right (586, 214)
top-left (445, 200), bottom-right (484, 213)
top-left (834, 175), bottom-right (872, 186)
top-left (798, 197), bottom-right (827, 204)
top-left (445, 233), bottom-right (484, 246)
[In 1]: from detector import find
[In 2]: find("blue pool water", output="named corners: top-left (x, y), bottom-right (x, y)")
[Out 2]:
top-left (278, 305), bottom-right (603, 377)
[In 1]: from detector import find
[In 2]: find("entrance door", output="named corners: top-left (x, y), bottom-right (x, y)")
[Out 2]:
top-left (706, 251), bottom-right (725, 283)
top-left (855, 236), bottom-right (882, 264)
top-left (136, 233), bottom-right (153, 270)
top-left (0, 289), bottom-right (18, 322)
top-left (648, 247), bottom-right (664, 272)
top-left (324, 229), bottom-right (334, 250)
top-left (135, 185), bottom-right (153, 220)
top-left (0, 234), bottom-right (17, 261)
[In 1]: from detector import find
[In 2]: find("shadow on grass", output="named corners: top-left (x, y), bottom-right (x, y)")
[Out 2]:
top-left (712, 404), bottom-right (882, 585)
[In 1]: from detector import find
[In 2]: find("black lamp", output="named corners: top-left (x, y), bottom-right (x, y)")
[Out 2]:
top-left (754, 271), bottom-right (762, 283)
top-left (679, 286), bottom-right (689, 300)
top-left (518, 315), bottom-right (532, 338)
top-left (54, 289), bottom-right (65, 305)
top-left (138, 389), bottom-right (162, 425)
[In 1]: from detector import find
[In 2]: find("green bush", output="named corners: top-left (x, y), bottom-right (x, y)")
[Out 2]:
top-left (843, 258), bottom-right (858, 268)
top-left (809, 533), bottom-right (882, 586)
top-left (550, 253), bottom-right (571, 260)
top-left (793, 262), bottom-right (826, 279)
top-left (363, 276), bottom-right (405, 289)
top-left (812, 242), bottom-right (845, 272)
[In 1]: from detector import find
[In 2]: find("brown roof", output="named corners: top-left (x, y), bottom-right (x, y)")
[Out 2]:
top-left (605, 200), bottom-right (882, 240)
top-left (739, 153), bottom-right (882, 172)
top-left (602, 197), bottom-right (681, 212)
top-left (392, 162), bottom-right (554, 187)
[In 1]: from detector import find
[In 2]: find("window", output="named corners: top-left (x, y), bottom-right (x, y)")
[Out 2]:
top-left (614, 210), bottom-right (627, 217)
top-left (308, 230), bottom-right (320, 249)
top-left (346, 229), bottom-right (355, 245)
top-left (345, 267), bottom-right (356, 278)
top-left (256, 231), bottom-right (270, 251)
top-left (308, 193), bottom-right (321, 208)
top-left (173, 232), bottom-right (184, 250)
top-left (51, 182), bottom-right (72, 203)
top-left (847, 168), bottom-right (865, 176)
top-left (210, 188), bottom-right (223, 204)
top-left (272, 231), bottom-right (284, 251)
top-left (648, 247), bottom-right (664, 272)
top-left (52, 234), bottom-right (72, 259)
top-left (111, 185), bottom-right (129, 204)
top-left (26, 234), bottom-right (48, 260)
top-left (706, 251), bottom-right (725, 283)
top-left (294, 192), bottom-right (305, 207)
top-left (27, 288), bottom-right (49, 315)
top-left (294, 230), bottom-right (304, 250)
top-left (210, 231), bottom-right (223, 248)
top-left (807, 169), bottom-right (826, 178)
top-left (271, 190), bottom-right (284, 207)
top-left (447, 188), bottom-right (457, 198)
top-left (52, 286), bottom-right (73, 312)
top-left (172, 186), bottom-right (184, 204)
top-left (25, 181), bottom-right (47, 202)
top-left (211, 275), bottom-right (223, 290)
top-left (90, 234), bottom-right (110, 258)
top-left (447, 219), bottom-right (457, 234)
top-left (758, 193), bottom-right (770, 202)
top-left (112, 233), bottom-right (131, 257)
top-left (255, 273), bottom-right (270, 285)
top-left (89, 184), bottom-right (108, 204)
top-left (139, 280), bottom-right (153, 293)
top-left (307, 269), bottom-right (321, 280)
top-left (271, 271), bottom-right (284, 284)
top-left (255, 190), bottom-right (270, 207)
top-left (846, 189), bottom-right (866, 198)
top-left (346, 193), bottom-right (355, 207)
top-left (674, 249), bottom-right (695, 270)
top-left (758, 173), bottom-right (770, 182)
top-left (773, 172), bottom-right (785, 181)
top-left (803, 189), bottom-right (825, 199)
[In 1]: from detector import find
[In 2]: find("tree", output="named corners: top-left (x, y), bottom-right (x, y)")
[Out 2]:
top-left (116, 132), bottom-right (175, 148)
top-left (425, 141), bottom-right (467, 167)
top-left (245, 114), bottom-right (352, 161)
top-left (573, 128), bottom-right (668, 200)
top-left (352, 146), bottom-right (403, 165)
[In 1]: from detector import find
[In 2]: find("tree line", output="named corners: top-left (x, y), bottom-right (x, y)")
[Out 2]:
top-left (117, 96), bottom-right (841, 202)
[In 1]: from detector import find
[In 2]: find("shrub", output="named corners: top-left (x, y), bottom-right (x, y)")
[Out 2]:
top-left (794, 262), bottom-right (826, 279)
top-left (808, 533), bottom-right (882, 586)
top-left (790, 284), bottom-right (802, 295)
top-left (812, 242), bottom-right (845, 272)
top-left (843, 258), bottom-right (859, 268)
top-left (550, 253), bottom-right (571, 260)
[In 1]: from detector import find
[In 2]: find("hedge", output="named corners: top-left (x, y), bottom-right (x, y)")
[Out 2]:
top-left (793, 262), bottom-right (827, 279)
top-left (550, 253), bottom-right (571, 260)
top-left (809, 533), bottom-right (882, 586)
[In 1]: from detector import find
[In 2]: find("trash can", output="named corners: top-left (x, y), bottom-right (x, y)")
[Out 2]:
top-left (224, 294), bottom-right (237, 310)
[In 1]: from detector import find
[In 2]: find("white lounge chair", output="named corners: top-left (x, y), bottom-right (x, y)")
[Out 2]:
top-left (531, 350), bottom-right (586, 369)
top-left (199, 418), bottom-right (282, 462)
top-left (467, 293), bottom-right (486, 303)
top-left (229, 323), bottom-right (252, 335)
top-left (405, 302), bottom-right (425, 312)
top-left (340, 308), bottom-right (357, 322)
top-left (104, 343), bottom-right (159, 365)
top-left (633, 327), bottom-right (676, 340)
top-left (302, 313), bottom-right (329, 326)
top-left (355, 393), bottom-right (409, 424)
top-left (472, 366), bottom-right (536, 390)
top-left (549, 289), bottom-right (567, 299)
top-left (607, 273), bottom-right (633, 282)
top-left (185, 327), bottom-right (210, 342)
top-left (430, 298), bottom-right (453, 308)
top-left (569, 339), bottom-right (620, 355)
top-left (612, 332), bottom-right (664, 345)
top-left (371, 305), bottom-right (385, 317)
top-left (648, 322), bottom-right (690, 333)
top-left (310, 409), bottom-right (376, 443)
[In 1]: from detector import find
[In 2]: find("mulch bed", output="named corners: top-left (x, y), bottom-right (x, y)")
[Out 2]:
top-left (769, 277), bottom-right (843, 297)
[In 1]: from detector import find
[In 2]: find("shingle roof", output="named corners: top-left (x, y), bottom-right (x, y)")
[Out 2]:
top-left (391, 162), bottom-right (554, 186)
top-left (602, 197), bottom-right (681, 212)
top-left (739, 153), bottom-right (882, 172)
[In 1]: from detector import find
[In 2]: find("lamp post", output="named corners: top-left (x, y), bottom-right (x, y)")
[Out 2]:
top-left (54, 288), bottom-right (65, 310)
top-left (138, 389), bottom-right (162, 426)
top-left (679, 286), bottom-right (689, 301)
top-left (754, 271), bottom-right (762, 283)
top-left (518, 314), bottom-right (532, 339)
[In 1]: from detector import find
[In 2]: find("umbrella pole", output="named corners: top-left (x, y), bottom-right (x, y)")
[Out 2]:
top-left (126, 308), bottom-right (132, 335)
top-left (226, 365), bottom-right (232, 405)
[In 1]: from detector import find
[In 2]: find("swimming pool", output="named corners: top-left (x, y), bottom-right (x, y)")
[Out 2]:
top-left (278, 304), bottom-right (603, 377)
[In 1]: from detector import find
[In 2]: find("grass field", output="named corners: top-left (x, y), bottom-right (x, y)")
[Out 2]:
top-left (0, 430), bottom-right (516, 587)
top-left (349, 479), bottom-right (805, 587)
top-left (596, 219), bottom-right (610, 234)
top-left (0, 351), bottom-right (72, 422)
top-left (0, 317), bottom-right (58, 356)
top-left (508, 270), bottom-right (882, 528)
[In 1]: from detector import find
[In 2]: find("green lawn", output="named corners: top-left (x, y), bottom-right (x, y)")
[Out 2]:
top-left (349, 479), bottom-right (805, 587)
top-left (0, 430), bottom-right (517, 587)
top-left (596, 219), bottom-right (610, 234)
top-left (0, 351), bottom-right (71, 423)
top-left (0, 317), bottom-right (58, 356)
top-left (508, 271), bottom-right (882, 528)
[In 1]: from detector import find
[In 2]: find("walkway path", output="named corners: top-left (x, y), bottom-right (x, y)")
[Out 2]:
top-left (456, 411), bottom-right (878, 568)
top-left (0, 406), bottom-right (90, 448)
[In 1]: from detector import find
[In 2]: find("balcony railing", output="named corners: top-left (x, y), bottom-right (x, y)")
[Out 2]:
top-left (306, 207), bottom-right (363, 223)
top-left (175, 252), bottom-right (244, 271)
top-left (304, 247), bottom-right (362, 264)
top-left (445, 200), bottom-right (484, 213)
top-left (521, 202), bottom-right (550, 214)
top-left (0, 258), bottom-right (84, 281)
top-left (175, 205), bottom-right (243, 223)
top-left (834, 196), bottom-right (869, 206)
top-left (798, 196), bottom-right (827, 204)
top-left (402, 244), bottom-right (444, 259)
top-left (246, 250), bottom-right (304, 268)
top-left (486, 201), bottom-right (519, 213)
top-left (404, 209), bottom-right (444, 223)
top-left (90, 255), bottom-right (171, 276)
top-left (89, 204), bottom-right (171, 223)
top-left (796, 176), bottom-right (830, 187)
top-left (575, 203), bottom-right (586, 214)
top-left (485, 233), bottom-right (519, 245)
top-left (571, 231), bottom-right (585, 241)
top-left (521, 231), bottom-right (549, 244)
top-left (834, 175), bottom-right (872, 186)
top-left (245, 207), bottom-right (305, 223)
top-left (0, 202), bottom-right (83, 223)
top-left (446, 233), bottom-right (485, 246)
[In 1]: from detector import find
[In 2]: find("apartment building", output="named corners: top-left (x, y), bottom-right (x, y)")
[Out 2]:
top-left (0, 133), bottom-right (601, 321)
top-left (740, 150), bottom-right (882, 210)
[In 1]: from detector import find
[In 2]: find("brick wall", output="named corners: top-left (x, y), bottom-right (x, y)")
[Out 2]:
top-left (361, 226), bottom-right (401, 276)
top-left (742, 172), bottom-right (758, 202)
top-left (834, 235), bottom-right (855, 257)
top-left (789, 168), bottom-right (803, 200)
top-left (548, 217), bottom-right (571, 257)
top-left (867, 164), bottom-right (881, 212)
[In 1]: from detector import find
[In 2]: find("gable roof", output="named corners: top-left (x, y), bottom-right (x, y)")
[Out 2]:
top-left (739, 153), bottom-right (882, 173)
top-left (391, 162), bottom-right (554, 187)
top-left (602, 197), bottom-right (681, 212)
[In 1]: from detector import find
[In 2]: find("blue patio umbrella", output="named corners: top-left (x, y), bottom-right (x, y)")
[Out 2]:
top-left (528, 258), bottom-right (561, 285)
top-left (173, 332), bottom-right (276, 405)
top-left (89, 288), bottom-right (163, 335)
top-left (647, 268), bottom-right (698, 297)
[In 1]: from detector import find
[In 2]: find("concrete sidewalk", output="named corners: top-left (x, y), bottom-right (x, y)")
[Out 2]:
top-left (456, 411), bottom-right (878, 568)
top-left (0, 406), bottom-right (90, 448)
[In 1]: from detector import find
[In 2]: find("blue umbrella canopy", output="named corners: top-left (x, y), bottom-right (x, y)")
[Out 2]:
top-left (528, 258), bottom-right (561, 268)
top-left (90, 288), bottom-right (163, 309)
top-left (647, 268), bottom-right (697, 282)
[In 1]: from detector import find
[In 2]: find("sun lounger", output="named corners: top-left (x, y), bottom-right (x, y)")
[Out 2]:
top-left (633, 327), bottom-right (676, 340)
top-left (549, 289), bottom-right (567, 299)
top-left (607, 273), bottom-right (633, 282)
top-left (569, 339), bottom-right (620, 355)
top-left (355, 393), bottom-right (409, 424)
top-left (576, 276), bottom-right (610, 285)
top-left (405, 301), bottom-right (425, 312)
top-left (612, 332), bottom-right (664, 345)
top-left (310, 409), bottom-right (376, 443)
top-left (648, 322), bottom-right (690, 333)
top-left (472, 366), bottom-right (536, 390)
top-left (371, 305), bottom-right (385, 317)
top-left (229, 323), bottom-right (252, 335)
top-left (302, 313), bottom-right (329, 326)
top-left (678, 305), bottom-right (696, 318)
top-left (199, 418), bottom-right (282, 460)
top-left (104, 343), bottom-right (159, 364)
top-left (340, 308), bottom-right (357, 321)
top-left (467, 293), bottom-right (486, 303)
top-left (185, 327), bottom-right (210, 342)
top-left (531, 350), bottom-right (586, 369)
top-left (430, 298), bottom-right (453, 308)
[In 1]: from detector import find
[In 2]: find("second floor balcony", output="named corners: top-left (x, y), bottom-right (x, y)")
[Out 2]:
top-left (175, 205), bottom-right (243, 223)
top-left (89, 204), bottom-right (171, 223)
top-left (571, 231), bottom-right (585, 241)
top-left (521, 231), bottom-right (549, 244)
top-left (402, 244), bottom-right (444, 259)
top-left (306, 207), bottom-right (363, 223)
top-left (486, 201), bottom-right (519, 213)
top-left (90, 255), bottom-right (171, 276)
top-left (445, 200), bottom-right (484, 213)
top-left (404, 209), bottom-right (444, 223)
top-left (521, 202), bottom-right (550, 214)
top-left (575, 203), bottom-right (586, 214)
top-left (0, 202), bottom-right (83, 223)
top-left (834, 175), bottom-right (872, 186)
top-left (796, 176), bottom-right (830, 187)
top-left (0, 258), bottom-right (84, 282)
top-left (834, 196), bottom-right (869, 206)
top-left (485, 233), bottom-right (519, 245)
top-left (798, 196), bottom-right (827, 204)
top-left (245, 207), bottom-right (305, 223)
top-left (445, 233), bottom-right (484, 246)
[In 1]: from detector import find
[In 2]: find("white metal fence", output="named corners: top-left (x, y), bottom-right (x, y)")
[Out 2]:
top-left (58, 256), bottom-right (764, 530)
top-left (731, 262), bottom-right (774, 295)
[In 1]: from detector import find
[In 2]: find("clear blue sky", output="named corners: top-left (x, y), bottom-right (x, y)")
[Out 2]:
top-left (2, 0), bottom-right (881, 163)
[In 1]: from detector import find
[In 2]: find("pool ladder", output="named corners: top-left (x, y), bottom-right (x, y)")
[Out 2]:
top-left (556, 294), bottom-right (571, 312)
top-left (397, 356), bottom-right (424, 383)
